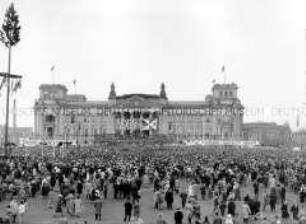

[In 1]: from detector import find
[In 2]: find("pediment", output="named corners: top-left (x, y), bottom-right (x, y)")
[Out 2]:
top-left (116, 95), bottom-right (159, 108)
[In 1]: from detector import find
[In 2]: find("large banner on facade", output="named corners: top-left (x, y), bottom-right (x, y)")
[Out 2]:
top-left (141, 118), bottom-right (157, 131)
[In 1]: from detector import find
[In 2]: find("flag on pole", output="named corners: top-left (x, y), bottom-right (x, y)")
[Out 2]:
top-left (10, 79), bottom-right (15, 94)
top-left (296, 114), bottom-right (300, 128)
top-left (73, 79), bottom-right (77, 94)
top-left (13, 79), bottom-right (22, 92)
top-left (0, 77), bottom-right (6, 91)
top-left (221, 65), bottom-right (225, 73)
top-left (221, 65), bottom-right (226, 83)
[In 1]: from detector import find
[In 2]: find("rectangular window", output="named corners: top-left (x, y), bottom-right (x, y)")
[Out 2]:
top-left (168, 122), bottom-right (173, 131)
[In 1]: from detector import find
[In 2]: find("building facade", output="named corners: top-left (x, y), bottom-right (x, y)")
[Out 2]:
top-left (292, 129), bottom-right (306, 150)
top-left (34, 83), bottom-right (243, 145)
top-left (243, 122), bottom-right (292, 147)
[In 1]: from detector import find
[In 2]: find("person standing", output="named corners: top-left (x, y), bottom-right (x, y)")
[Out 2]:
top-left (156, 212), bottom-right (168, 224)
top-left (180, 190), bottom-right (188, 209)
top-left (281, 201), bottom-right (289, 224)
top-left (212, 212), bottom-right (223, 224)
top-left (130, 215), bottom-right (144, 224)
top-left (124, 197), bottom-right (133, 224)
top-left (270, 187), bottom-right (277, 212)
top-left (174, 207), bottom-right (184, 224)
top-left (133, 200), bottom-right (140, 218)
top-left (18, 200), bottom-right (27, 224)
top-left (227, 198), bottom-right (236, 217)
top-left (9, 196), bottom-right (19, 223)
top-left (186, 200), bottom-right (194, 224)
top-left (225, 214), bottom-right (233, 224)
top-left (242, 200), bottom-right (252, 224)
top-left (74, 195), bottom-right (83, 218)
top-left (290, 201), bottom-right (299, 222)
top-left (262, 191), bottom-right (270, 212)
top-left (203, 216), bottom-right (210, 224)
top-left (165, 189), bottom-right (173, 210)
top-left (93, 197), bottom-right (102, 222)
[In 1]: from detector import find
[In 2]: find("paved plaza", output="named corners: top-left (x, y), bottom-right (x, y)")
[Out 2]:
top-left (0, 180), bottom-right (302, 224)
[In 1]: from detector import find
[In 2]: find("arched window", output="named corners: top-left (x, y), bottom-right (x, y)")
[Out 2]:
top-left (84, 129), bottom-right (89, 137)
top-left (224, 91), bottom-right (228, 97)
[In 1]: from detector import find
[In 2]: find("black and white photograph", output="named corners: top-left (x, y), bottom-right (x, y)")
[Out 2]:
top-left (0, 0), bottom-right (305, 223)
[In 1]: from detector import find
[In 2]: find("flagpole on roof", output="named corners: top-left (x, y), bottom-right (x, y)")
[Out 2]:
top-left (73, 79), bottom-right (77, 95)
top-left (221, 65), bottom-right (226, 84)
top-left (51, 65), bottom-right (55, 84)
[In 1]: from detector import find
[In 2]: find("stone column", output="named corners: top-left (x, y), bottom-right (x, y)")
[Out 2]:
top-left (149, 112), bottom-right (153, 137)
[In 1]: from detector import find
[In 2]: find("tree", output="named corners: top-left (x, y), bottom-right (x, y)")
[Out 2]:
top-left (0, 3), bottom-right (21, 155)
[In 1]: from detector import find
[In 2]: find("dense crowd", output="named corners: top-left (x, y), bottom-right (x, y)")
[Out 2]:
top-left (0, 145), bottom-right (306, 224)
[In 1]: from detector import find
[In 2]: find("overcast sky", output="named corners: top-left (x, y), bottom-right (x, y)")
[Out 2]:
top-left (0, 0), bottom-right (305, 129)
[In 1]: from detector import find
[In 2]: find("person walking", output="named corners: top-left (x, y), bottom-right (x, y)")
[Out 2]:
top-left (124, 197), bottom-right (133, 224)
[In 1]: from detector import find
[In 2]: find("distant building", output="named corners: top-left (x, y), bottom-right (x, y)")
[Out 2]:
top-left (243, 122), bottom-right (292, 147)
top-left (0, 126), bottom-right (33, 145)
top-left (34, 83), bottom-right (244, 145)
top-left (292, 129), bottom-right (306, 150)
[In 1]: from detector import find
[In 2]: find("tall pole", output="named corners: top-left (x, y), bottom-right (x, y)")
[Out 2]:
top-left (4, 46), bottom-right (11, 155)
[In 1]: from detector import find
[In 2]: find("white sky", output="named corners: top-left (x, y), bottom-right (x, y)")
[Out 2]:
top-left (0, 0), bottom-right (305, 129)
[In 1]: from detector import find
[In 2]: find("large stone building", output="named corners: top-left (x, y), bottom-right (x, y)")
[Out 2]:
top-left (243, 122), bottom-right (292, 147)
top-left (34, 83), bottom-right (243, 145)
top-left (292, 129), bottom-right (306, 150)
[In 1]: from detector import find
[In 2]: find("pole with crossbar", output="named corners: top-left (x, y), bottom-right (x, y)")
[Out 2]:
top-left (0, 71), bottom-right (22, 155)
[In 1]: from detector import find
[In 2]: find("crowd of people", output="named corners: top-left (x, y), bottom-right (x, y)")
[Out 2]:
top-left (0, 144), bottom-right (306, 224)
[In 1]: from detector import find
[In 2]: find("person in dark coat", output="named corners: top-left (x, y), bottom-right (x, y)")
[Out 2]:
top-left (227, 198), bottom-right (236, 217)
top-left (76, 180), bottom-right (83, 195)
top-left (280, 185), bottom-right (286, 204)
top-left (219, 199), bottom-right (226, 217)
top-left (269, 187), bottom-right (277, 212)
top-left (290, 201), bottom-right (299, 221)
top-left (93, 197), bottom-right (102, 221)
top-left (165, 189), bottom-right (174, 210)
top-left (123, 197), bottom-right (133, 224)
top-left (180, 190), bottom-right (188, 209)
top-left (174, 208), bottom-right (184, 224)
top-left (281, 201), bottom-right (290, 223)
